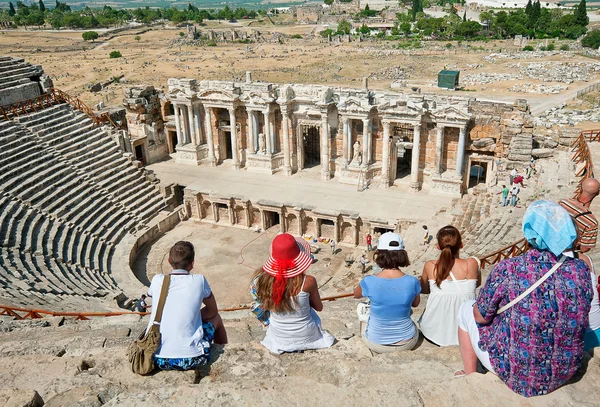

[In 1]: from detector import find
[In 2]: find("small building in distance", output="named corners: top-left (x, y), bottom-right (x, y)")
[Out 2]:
top-left (438, 70), bottom-right (460, 90)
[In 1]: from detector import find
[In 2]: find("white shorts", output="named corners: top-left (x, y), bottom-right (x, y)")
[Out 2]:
top-left (457, 300), bottom-right (495, 374)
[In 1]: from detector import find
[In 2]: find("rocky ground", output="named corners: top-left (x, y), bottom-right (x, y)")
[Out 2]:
top-left (0, 296), bottom-right (598, 407)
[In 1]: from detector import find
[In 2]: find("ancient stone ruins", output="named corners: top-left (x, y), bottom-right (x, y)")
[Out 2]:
top-left (0, 55), bottom-right (599, 406)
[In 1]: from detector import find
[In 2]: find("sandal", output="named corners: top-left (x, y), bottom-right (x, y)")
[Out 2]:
top-left (453, 369), bottom-right (466, 378)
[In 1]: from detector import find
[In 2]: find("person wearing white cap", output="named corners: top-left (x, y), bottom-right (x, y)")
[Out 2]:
top-left (353, 232), bottom-right (421, 353)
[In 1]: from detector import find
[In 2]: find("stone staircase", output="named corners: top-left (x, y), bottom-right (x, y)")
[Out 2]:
top-left (0, 298), bottom-right (597, 406)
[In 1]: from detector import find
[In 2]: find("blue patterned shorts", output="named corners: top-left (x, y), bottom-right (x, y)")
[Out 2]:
top-left (154, 322), bottom-right (215, 371)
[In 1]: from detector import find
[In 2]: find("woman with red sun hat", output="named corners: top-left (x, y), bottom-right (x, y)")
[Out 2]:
top-left (251, 233), bottom-right (335, 354)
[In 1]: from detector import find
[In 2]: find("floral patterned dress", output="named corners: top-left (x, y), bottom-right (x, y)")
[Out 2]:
top-left (476, 249), bottom-right (593, 397)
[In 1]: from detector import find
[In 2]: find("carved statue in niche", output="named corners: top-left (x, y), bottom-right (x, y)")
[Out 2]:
top-left (258, 133), bottom-right (266, 154)
top-left (351, 140), bottom-right (362, 166)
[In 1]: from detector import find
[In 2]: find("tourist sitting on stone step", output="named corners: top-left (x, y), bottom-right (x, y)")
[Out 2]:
top-left (418, 226), bottom-right (480, 347)
top-left (566, 252), bottom-right (600, 351)
top-left (146, 241), bottom-right (228, 371)
top-left (252, 233), bottom-right (335, 354)
top-left (559, 177), bottom-right (600, 253)
top-left (456, 201), bottom-right (593, 397)
top-left (353, 232), bottom-right (421, 353)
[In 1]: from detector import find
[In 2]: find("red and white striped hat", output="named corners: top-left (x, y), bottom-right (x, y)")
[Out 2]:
top-left (263, 233), bottom-right (312, 278)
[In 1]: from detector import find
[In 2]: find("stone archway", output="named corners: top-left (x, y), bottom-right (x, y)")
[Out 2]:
top-left (340, 221), bottom-right (354, 244)
top-left (201, 201), bottom-right (213, 220)
top-left (286, 213), bottom-right (298, 234)
top-left (304, 216), bottom-right (315, 237)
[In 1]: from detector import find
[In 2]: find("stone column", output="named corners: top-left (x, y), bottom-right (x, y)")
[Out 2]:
top-left (204, 107), bottom-right (216, 166)
top-left (211, 203), bottom-right (218, 223)
top-left (280, 208), bottom-right (286, 233)
top-left (297, 210), bottom-right (303, 236)
top-left (281, 106), bottom-right (292, 176)
top-left (247, 109), bottom-right (255, 154)
top-left (193, 105), bottom-right (202, 145)
top-left (228, 202), bottom-right (235, 224)
top-left (410, 123), bottom-right (422, 191)
top-left (435, 125), bottom-right (445, 175)
top-left (187, 104), bottom-right (196, 145)
top-left (180, 105), bottom-right (189, 144)
top-left (456, 126), bottom-right (467, 177)
top-left (362, 118), bottom-right (370, 166)
top-left (252, 111), bottom-right (260, 153)
top-left (352, 218), bottom-right (359, 246)
top-left (243, 202), bottom-right (251, 228)
top-left (316, 218), bottom-right (322, 238)
top-left (263, 109), bottom-right (272, 154)
top-left (333, 219), bottom-right (340, 243)
top-left (174, 103), bottom-right (183, 146)
top-left (229, 108), bottom-right (240, 170)
top-left (270, 111), bottom-right (277, 154)
top-left (381, 121), bottom-right (391, 188)
top-left (260, 210), bottom-right (267, 231)
top-left (297, 125), bottom-right (304, 171)
top-left (321, 112), bottom-right (330, 180)
top-left (347, 119), bottom-right (353, 161)
top-left (341, 117), bottom-right (349, 165)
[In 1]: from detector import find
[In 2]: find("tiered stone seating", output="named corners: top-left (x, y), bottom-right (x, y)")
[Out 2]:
top-left (0, 56), bottom-right (43, 91)
top-left (0, 98), bottom-right (166, 310)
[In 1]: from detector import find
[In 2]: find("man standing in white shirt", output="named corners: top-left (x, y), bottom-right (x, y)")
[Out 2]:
top-left (510, 184), bottom-right (520, 207)
top-left (146, 241), bottom-right (228, 371)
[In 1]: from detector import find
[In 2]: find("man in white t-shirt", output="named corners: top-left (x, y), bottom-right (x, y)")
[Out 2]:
top-left (146, 241), bottom-right (228, 371)
top-left (510, 185), bottom-right (520, 207)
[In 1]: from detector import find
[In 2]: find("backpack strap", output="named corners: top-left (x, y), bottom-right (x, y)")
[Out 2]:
top-left (496, 256), bottom-right (565, 315)
top-left (152, 274), bottom-right (171, 325)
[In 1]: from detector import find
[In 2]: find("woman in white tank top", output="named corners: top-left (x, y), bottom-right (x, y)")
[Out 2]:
top-left (251, 233), bottom-right (335, 354)
top-left (418, 226), bottom-right (481, 346)
top-left (574, 253), bottom-right (600, 350)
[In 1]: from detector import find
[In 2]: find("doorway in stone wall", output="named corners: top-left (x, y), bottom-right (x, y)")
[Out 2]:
top-left (303, 126), bottom-right (320, 168)
top-left (263, 210), bottom-right (280, 230)
top-left (169, 131), bottom-right (178, 154)
top-left (224, 131), bottom-right (233, 160)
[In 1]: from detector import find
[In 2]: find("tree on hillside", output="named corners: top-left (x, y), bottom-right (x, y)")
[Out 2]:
top-left (463, 10), bottom-right (467, 22)
top-left (324, 0), bottom-right (334, 5)
top-left (337, 18), bottom-right (352, 35)
top-left (525, 0), bottom-right (533, 18)
top-left (39, 0), bottom-right (45, 12)
top-left (479, 10), bottom-right (492, 32)
top-left (54, 1), bottom-right (70, 12)
top-left (82, 30), bottom-right (99, 42)
top-left (9, 2), bottom-right (16, 16)
top-left (411, 0), bottom-right (423, 21)
top-left (575, 0), bottom-right (589, 27)
top-left (400, 21), bottom-right (411, 36)
top-left (531, 0), bottom-right (541, 28)
top-left (582, 29), bottom-right (600, 48)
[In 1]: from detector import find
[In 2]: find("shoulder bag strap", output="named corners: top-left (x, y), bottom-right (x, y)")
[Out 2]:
top-left (153, 274), bottom-right (171, 325)
top-left (471, 256), bottom-right (482, 274)
top-left (496, 256), bottom-right (565, 315)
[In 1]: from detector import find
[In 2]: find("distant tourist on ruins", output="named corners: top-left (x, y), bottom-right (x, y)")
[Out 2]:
top-left (559, 177), bottom-right (600, 253)
top-left (252, 233), bottom-right (335, 354)
top-left (418, 226), bottom-right (480, 347)
top-left (510, 185), bottom-right (519, 206)
top-left (146, 241), bottom-right (228, 371)
top-left (354, 232), bottom-right (421, 353)
top-left (456, 201), bottom-right (593, 397)
top-left (422, 225), bottom-right (429, 246)
top-left (135, 294), bottom-right (149, 313)
top-left (330, 239), bottom-right (336, 255)
top-left (510, 168), bottom-right (517, 185)
top-left (366, 233), bottom-right (373, 251)
top-left (513, 174), bottom-right (525, 188)
top-left (498, 184), bottom-right (509, 207)
top-left (359, 253), bottom-right (367, 273)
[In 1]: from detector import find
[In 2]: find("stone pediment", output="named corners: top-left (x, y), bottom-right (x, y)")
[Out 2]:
top-left (338, 97), bottom-right (370, 113)
top-left (198, 89), bottom-right (239, 102)
top-left (242, 91), bottom-right (275, 105)
top-left (433, 106), bottom-right (470, 122)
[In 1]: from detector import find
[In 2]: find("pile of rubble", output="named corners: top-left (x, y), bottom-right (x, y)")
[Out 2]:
top-left (509, 83), bottom-right (567, 94)
top-left (483, 51), bottom-right (563, 63)
top-left (462, 72), bottom-right (522, 85)
top-left (509, 62), bottom-right (600, 83)
top-left (368, 66), bottom-right (407, 81)
top-left (534, 102), bottom-right (600, 126)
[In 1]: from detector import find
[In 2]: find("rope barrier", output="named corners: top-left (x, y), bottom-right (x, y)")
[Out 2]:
top-left (0, 129), bottom-right (597, 321)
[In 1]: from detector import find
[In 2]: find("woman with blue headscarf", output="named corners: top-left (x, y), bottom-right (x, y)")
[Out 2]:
top-left (456, 200), bottom-right (593, 397)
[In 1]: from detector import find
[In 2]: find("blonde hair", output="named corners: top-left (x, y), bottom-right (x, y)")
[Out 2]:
top-left (252, 269), bottom-right (304, 313)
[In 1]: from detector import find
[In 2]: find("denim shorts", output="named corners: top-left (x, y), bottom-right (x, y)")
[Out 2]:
top-left (154, 321), bottom-right (215, 371)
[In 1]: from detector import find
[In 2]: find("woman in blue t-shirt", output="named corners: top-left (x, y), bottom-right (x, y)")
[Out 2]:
top-left (354, 232), bottom-right (421, 353)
